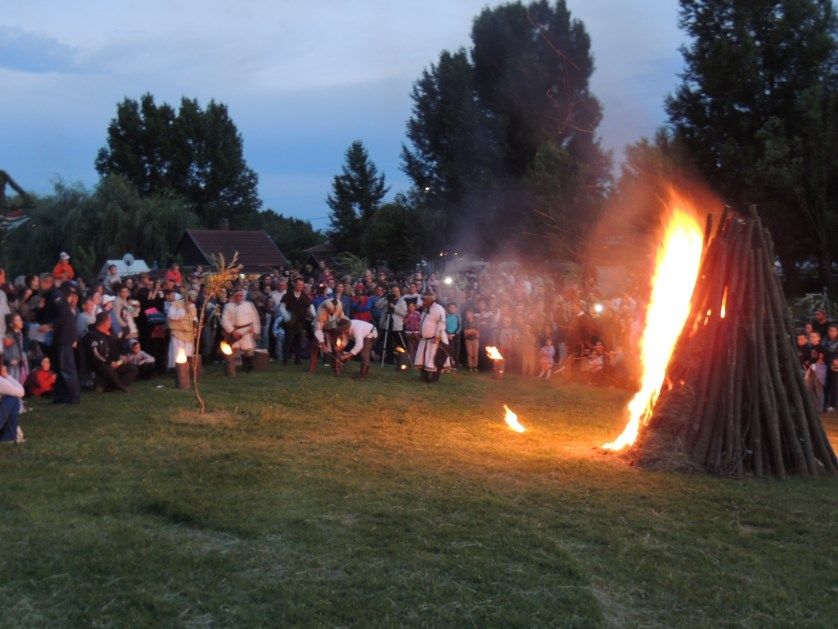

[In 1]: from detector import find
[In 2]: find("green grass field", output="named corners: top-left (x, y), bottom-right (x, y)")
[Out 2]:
top-left (1, 363), bottom-right (836, 627)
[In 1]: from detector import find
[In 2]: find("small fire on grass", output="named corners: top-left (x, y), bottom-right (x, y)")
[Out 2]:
top-left (503, 404), bottom-right (526, 433)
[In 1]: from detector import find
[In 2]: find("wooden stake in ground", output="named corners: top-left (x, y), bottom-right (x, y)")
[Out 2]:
top-left (631, 207), bottom-right (837, 478)
top-left (192, 252), bottom-right (242, 414)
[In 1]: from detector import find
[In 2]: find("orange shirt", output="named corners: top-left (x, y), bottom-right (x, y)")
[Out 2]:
top-left (52, 260), bottom-right (75, 280)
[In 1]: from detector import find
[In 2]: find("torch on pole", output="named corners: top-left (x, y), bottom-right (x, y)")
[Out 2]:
top-left (485, 346), bottom-right (505, 379)
top-left (174, 348), bottom-right (191, 389)
top-left (220, 341), bottom-right (236, 377)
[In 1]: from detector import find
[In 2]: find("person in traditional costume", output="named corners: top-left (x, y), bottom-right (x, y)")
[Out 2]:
top-left (309, 298), bottom-right (349, 375)
top-left (414, 290), bottom-right (449, 382)
top-left (337, 318), bottom-right (378, 380)
top-left (221, 288), bottom-right (261, 371)
top-left (166, 292), bottom-right (197, 369)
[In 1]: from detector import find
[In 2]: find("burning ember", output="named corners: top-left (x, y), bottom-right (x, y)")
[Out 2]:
top-left (603, 189), bottom-right (705, 451)
top-left (220, 341), bottom-right (233, 356)
top-left (503, 404), bottom-right (525, 433)
top-left (175, 348), bottom-right (188, 364)
top-left (485, 346), bottom-right (503, 360)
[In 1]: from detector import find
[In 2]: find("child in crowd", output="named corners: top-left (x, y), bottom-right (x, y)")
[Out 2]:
top-left (829, 357), bottom-right (838, 413)
top-left (538, 338), bottom-right (555, 379)
top-left (122, 340), bottom-right (156, 380)
top-left (462, 309), bottom-right (480, 372)
top-left (497, 316), bottom-right (519, 370)
top-left (804, 348), bottom-right (827, 411)
top-left (4, 313), bottom-right (30, 412)
top-left (26, 356), bottom-right (56, 398)
top-left (403, 302), bottom-right (421, 361)
top-left (445, 303), bottom-right (462, 369)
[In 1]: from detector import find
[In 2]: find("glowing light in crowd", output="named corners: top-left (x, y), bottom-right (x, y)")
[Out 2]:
top-left (603, 189), bottom-right (705, 451)
top-left (503, 405), bottom-right (526, 433)
top-left (175, 348), bottom-right (188, 364)
top-left (220, 341), bottom-right (233, 356)
top-left (485, 346), bottom-right (504, 361)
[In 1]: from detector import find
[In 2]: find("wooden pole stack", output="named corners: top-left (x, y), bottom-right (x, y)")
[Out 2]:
top-left (632, 206), bottom-right (837, 478)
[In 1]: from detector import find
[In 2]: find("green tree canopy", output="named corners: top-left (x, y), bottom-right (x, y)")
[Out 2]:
top-left (401, 0), bottom-right (610, 259)
top-left (4, 176), bottom-right (198, 279)
top-left (666, 0), bottom-right (837, 290)
top-left (95, 93), bottom-right (261, 230)
top-left (326, 141), bottom-right (388, 259)
top-left (257, 209), bottom-right (324, 266)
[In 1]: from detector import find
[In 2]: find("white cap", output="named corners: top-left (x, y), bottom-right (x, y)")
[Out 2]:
top-left (59, 251), bottom-right (70, 261)
top-left (102, 295), bottom-right (116, 305)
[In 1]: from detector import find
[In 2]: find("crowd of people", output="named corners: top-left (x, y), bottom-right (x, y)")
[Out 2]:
top-left (1, 249), bottom-right (835, 444)
top-left (797, 308), bottom-right (838, 413)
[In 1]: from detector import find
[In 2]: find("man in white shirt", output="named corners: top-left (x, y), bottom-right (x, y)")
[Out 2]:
top-left (222, 289), bottom-right (261, 371)
top-left (337, 318), bottom-right (378, 379)
top-left (414, 290), bottom-right (449, 382)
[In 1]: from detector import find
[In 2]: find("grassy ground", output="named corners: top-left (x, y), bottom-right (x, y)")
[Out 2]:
top-left (1, 363), bottom-right (836, 627)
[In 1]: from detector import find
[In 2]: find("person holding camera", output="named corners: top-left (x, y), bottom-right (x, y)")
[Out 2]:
top-left (377, 285), bottom-right (407, 363)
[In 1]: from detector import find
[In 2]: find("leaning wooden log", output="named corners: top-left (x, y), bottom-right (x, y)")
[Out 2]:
top-left (630, 206), bottom-right (837, 478)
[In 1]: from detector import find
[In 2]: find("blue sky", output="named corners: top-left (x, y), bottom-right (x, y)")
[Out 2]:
top-left (0, 1), bottom-right (683, 229)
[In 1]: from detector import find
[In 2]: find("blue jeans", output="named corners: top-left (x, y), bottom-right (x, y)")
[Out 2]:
top-left (0, 396), bottom-right (20, 442)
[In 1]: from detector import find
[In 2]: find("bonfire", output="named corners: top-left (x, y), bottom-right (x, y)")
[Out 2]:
top-left (604, 192), bottom-right (837, 478)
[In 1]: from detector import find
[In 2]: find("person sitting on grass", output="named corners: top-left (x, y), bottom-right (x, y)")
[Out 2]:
top-left (85, 312), bottom-right (138, 393)
top-left (122, 340), bottom-right (156, 380)
top-left (0, 363), bottom-right (25, 444)
top-left (26, 356), bottom-right (56, 398)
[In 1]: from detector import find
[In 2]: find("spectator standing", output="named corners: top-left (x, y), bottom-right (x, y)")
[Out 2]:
top-left (538, 338), bottom-right (555, 379)
top-left (462, 309), bottom-right (480, 372)
top-left (165, 262), bottom-right (183, 287)
top-left (280, 278), bottom-right (312, 366)
top-left (445, 303), bottom-right (462, 369)
top-left (52, 284), bottom-right (81, 405)
top-left (52, 252), bottom-right (75, 282)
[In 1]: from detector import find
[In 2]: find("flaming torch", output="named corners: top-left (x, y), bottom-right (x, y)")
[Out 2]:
top-left (220, 340), bottom-right (236, 377)
top-left (485, 346), bottom-right (505, 379)
top-left (394, 345), bottom-right (410, 371)
top-left (174, 347), bottom-right (190, 390)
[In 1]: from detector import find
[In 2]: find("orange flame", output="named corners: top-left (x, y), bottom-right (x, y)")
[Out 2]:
top-left (175, 348), bottom-right (188, 364)
top-left (485, 346), bottom-right (504, 361)
top-left (720, 287), bottom-right (728, 319)
top-left (603, 189), bottom-right (705, 451)
top-left (503, 404), bottom-right (525, 433)
top-left (220, 341), bottom-right (233, 356)
top-left (394, 346), bottom-right (405, 353)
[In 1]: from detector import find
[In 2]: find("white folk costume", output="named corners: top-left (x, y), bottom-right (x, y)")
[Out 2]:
top-left (415, 300), bottom-right (449, 375)
top-left (310, 299), bottom-right (349, 374)
top-left (166, 296), bottom-right (197, 368)
top-left (221, 298), bottom-right (261, 354)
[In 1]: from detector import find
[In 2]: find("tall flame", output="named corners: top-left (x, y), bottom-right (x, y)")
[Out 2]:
top-left (503, 404), bottom-right (526, 433)
top-left (603, 190), bottom-right (705, 451)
